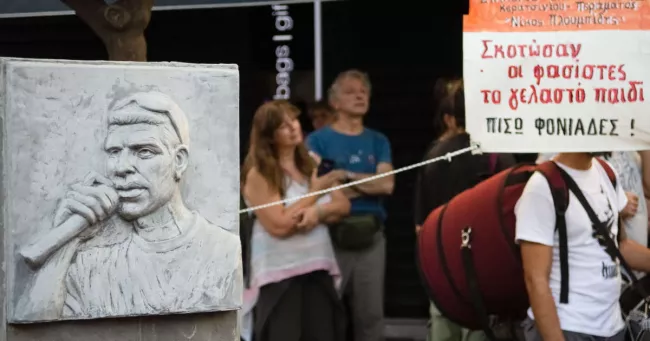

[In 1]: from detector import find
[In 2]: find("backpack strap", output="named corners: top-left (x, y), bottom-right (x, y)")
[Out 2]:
top-left (595, 158), bottom-right (617, 190)
top-left (554, 164), bottom-right (649, 301)
top-left (459, 226), bottom-right (496, 341)
top-left (535, 161), bottom-right (571, 304)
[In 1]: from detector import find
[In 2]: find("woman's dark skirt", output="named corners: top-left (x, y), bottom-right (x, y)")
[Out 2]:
top-left (253, 270), bottom-right (346, 341)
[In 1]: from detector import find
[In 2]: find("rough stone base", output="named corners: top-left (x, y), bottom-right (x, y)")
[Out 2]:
top-left (7, 311), bottom-right (238, 341)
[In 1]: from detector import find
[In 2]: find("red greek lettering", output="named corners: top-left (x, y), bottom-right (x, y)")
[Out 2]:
top-left (481, 40), bottom-right (493, 59)
top-left (594, 82), bottom-right (644, 104)
top-left (509, 89), bottom-right (519, 110)
top-left (540, 89), bottom-right (552, 103)
top-left (480, 40), bottom-right (582, 59)
top-left (565, 88), bottom-right (575, 103)
top-left (618, 64), bottom-right (627, 81)
top-left (576, 88), bottom-right (586, 103)
top-left (508, 65), bottom-right (523, 78)
top-left (582, 65), bottom-right (594, 80)
top-left (481, 89), bottom-right (502, 104)
top-left (533, 66), bottom-right (544, 85)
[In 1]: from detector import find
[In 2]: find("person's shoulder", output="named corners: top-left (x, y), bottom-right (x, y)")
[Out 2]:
top-left (364, 127), bottom-right (389, 141)
top-left (594, 157), bottom-right (623, 187)
top-left (515, 171), bottom-right (555, 223)
top-left (196, 215), bottom-right (241, 263)
top-left (536, 153), bottom-right (557, 164)
top-left (424, 139), bottom-right (447, 160)
top-left (595, 157), bottom-right (619, 176)
top-left (198, 216), bottom-right (240, 244)
top-left (307, 126), bottom-right (334, 140)
top-left (522, 171), bottom-right (553, 199)
top-left (244, 166), bottom-right (267, 188)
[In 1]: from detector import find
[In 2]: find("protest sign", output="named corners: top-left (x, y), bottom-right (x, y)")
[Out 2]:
top-left (463, 0), bottom-right (650, 153)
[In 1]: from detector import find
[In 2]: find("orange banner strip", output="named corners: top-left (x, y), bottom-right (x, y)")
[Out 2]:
top-left (464, 0), bottom-right (650, 32)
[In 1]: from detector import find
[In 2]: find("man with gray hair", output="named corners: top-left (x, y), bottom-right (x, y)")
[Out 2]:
top-left (307, 70), bottom-right (394, 341)
top-left (14, 91), bottom-right (241, 322)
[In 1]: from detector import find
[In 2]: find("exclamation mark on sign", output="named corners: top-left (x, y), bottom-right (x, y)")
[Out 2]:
top-left (631, 119), bottom-right (636, 136)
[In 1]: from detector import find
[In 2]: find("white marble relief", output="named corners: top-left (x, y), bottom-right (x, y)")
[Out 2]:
top-left (1, 59), bottom-right (242, 323)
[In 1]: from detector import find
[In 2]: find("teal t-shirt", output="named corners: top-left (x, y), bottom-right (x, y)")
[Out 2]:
top-left (306, 126), bottom-right (392, 221)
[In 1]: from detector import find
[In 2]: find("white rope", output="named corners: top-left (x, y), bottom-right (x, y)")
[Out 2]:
top-left (239, 144), bottom-right (480, 214)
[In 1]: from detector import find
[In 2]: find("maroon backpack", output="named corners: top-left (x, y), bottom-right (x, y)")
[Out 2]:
top-left (416, 159), bottom-right (617, 337)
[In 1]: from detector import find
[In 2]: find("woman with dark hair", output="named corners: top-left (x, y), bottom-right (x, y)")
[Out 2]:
top-left (414, 79), bottom-right (516, 341)
top-left (241, 100), bottom-right (349, 341)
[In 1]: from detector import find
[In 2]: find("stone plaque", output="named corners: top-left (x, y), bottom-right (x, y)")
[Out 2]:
top-left (0, 58), bottom-right (242, 326)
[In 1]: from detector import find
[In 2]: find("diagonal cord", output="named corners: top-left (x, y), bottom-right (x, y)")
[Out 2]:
top-left (239, 144), bottom-right (479, 214)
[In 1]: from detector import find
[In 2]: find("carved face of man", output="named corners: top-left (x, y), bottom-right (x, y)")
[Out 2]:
top-left (104, 108), bottom-right (186, 221)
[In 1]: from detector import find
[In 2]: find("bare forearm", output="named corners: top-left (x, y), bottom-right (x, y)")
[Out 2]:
top-left (620, 239), bottom-right (650, 272)
top-left (347, 172), bottom-right (394, 195)
top-left (284, 195), bottom-right (320, 216)
top-left (318, 190), bottom-right (351, 224)
top-left (620, 210), bottom-right (634, 220)
top-left (640, 151), bottom-right (650, 196)
top-left (319, 202), bottom-right (349, 224)
top-left (526, 281), bottom-right (564, 341)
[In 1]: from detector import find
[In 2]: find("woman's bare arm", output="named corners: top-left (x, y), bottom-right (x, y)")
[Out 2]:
top-left (318, 188), bottom-right (351, 224)
top-left (638, 151), bottom-right (650, 198)
top-left (243, 168), bottom-right (314, 238)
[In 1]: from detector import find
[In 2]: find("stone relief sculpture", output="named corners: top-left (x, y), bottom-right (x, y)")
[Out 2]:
top-left (11, 91), bottom-right (241, 322)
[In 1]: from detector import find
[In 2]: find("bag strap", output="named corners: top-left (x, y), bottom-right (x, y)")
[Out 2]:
top-left (460, 226), bottom-right (497, 341)
top-left (554, 162), bottom-right (647, 300)
top-left (595, 158), bottom-right (618, 189)
top-left (535, 161), bottom-right (571, 304)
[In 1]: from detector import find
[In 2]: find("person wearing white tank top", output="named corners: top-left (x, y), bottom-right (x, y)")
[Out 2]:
top-left (241, 100), bottom-right (351, 341)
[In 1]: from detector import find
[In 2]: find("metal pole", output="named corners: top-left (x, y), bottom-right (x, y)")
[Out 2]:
top-left (314, 0), bottom-right (322, 100)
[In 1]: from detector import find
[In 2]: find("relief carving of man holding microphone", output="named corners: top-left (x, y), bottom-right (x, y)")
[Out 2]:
top-left (13, 91), bottom-right (240, 322)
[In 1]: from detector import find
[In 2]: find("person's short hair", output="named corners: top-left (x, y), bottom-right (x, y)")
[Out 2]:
top-left (308, 99), bottom-right (334, 117)
top-left (108, 91), bottom-right (190, 149)
top-left (327, 69), bottom-right (372, 103)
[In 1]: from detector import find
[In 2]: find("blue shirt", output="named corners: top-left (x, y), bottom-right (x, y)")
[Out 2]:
top-left (306, 126), bottom-right (392, 221)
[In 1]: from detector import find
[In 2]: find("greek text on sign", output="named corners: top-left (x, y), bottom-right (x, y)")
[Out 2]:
top-left (463, 0), bottom-right (650, 153)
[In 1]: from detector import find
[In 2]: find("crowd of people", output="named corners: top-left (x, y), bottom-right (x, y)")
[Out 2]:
top-left (240, 69), bottom-right (392, 341)
top-left (238, 69), bottom-right (650, 341)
